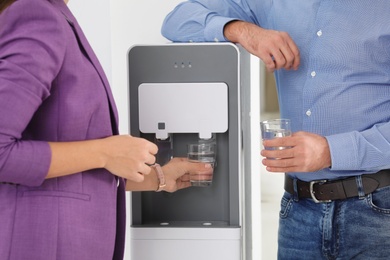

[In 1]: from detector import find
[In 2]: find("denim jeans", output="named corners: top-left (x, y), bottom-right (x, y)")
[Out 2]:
top-left (278, 183), bottom-right (390, 260)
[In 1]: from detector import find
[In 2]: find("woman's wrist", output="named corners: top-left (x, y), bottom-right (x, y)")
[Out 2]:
top-left (152, 164), bottom-right (166, 192)
top-left (125, 167), bottom-right (159, 192)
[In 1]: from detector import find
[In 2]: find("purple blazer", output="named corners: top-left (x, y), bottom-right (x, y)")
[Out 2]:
top-left (0, 0), bottom-right (125, 259)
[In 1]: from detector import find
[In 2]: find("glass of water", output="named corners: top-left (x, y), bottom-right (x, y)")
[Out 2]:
top-left (187, 143), bottom-right (216, 187)
top-left (260, 119), bottom-right (292, 150)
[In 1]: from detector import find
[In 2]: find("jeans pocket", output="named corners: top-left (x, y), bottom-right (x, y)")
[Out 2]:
top-left (279, 192), bottom-right (293, 219)
top-left (367, 185), bottom-right (390, 214)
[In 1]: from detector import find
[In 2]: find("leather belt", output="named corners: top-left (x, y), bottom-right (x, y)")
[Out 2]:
top-left (284, 170), bottom-right (390, 203)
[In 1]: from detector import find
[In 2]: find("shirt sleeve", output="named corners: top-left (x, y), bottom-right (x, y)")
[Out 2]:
top-left (0, 0), bottom-right (67, 186)
top-left (161, 0), bottom-right (260, 42)
top-left (326, 122), bottom-right (390, 172)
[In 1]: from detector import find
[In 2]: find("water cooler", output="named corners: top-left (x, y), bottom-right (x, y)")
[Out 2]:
top-left (127, 43), bottom-right (261, 260)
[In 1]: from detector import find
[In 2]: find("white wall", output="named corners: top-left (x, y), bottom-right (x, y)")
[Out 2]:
top-left (68, 0), bottom-right (112, 84)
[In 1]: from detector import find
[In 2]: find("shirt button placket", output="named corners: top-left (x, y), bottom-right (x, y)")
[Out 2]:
top-left (304, 30), bottom-right (321, 120)
top-left (307, 70), bottom-right (315, 116)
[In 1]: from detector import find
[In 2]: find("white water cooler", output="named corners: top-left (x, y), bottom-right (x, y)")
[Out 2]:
top-left (127, 43), bottom-right (261, 260)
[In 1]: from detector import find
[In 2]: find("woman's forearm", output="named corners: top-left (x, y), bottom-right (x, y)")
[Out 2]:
top-left (46, 135), bottom-right (158, 183)
top-left (46, 139), bottom-right (105, 179)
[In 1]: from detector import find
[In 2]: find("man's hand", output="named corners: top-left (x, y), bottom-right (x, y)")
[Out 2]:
top-left (224, 20), bottom-right (300, 72)
top-left (261, 131), bottom-right (331, 172)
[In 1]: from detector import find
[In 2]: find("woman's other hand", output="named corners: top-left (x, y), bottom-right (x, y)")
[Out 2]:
top-left (101, 135), bottom-right (158, 182)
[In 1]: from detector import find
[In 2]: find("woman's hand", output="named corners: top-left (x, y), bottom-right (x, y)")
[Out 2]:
top-left (101, 135), bottom-right (158, 182)
top-left (125, 157), bottom-right (213, 192)
top-left (162, 157), bottom-right (213, 192)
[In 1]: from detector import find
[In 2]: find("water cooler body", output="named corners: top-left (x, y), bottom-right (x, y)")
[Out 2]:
top-left (128, 43), bottom-right (249, 260)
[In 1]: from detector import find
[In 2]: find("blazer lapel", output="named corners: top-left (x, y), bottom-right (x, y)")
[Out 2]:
top-left (54, 0), bottom-right (119, 134)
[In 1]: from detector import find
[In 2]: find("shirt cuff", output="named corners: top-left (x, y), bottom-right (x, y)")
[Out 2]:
top-left (204, 16), bottom-right (238, 42)
top-left (325, 132), bottom-right (358, 171)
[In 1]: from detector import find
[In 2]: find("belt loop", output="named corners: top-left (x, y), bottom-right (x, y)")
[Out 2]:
top-left (293, 178), bottom-right (299, 202)
top-left (355, 175), bottom-right (365, 199)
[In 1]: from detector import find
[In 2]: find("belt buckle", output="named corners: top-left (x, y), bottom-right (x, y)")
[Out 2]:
top-left (310, 180), bottom-right (331, 203)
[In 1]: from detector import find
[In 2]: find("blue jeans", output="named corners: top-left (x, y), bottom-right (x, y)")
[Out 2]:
top-left (278, 184), bottom-right (390, 259)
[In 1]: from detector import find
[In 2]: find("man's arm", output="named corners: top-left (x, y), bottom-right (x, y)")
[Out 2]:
top-left (162, 1), bottom-right (300, 72)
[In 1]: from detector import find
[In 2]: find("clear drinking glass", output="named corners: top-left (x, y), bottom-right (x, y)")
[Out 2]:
top-left (187, 143), bottom-right (216, 187)
top-left (260, 119), bottom-right (292, 150)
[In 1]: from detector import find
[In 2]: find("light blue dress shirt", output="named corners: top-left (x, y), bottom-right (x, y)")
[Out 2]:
top-left (162, 0), bottom-right (390, 182)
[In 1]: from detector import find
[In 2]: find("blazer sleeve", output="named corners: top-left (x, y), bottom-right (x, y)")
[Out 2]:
top-left (0, 0), bottom-right (67, 186)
